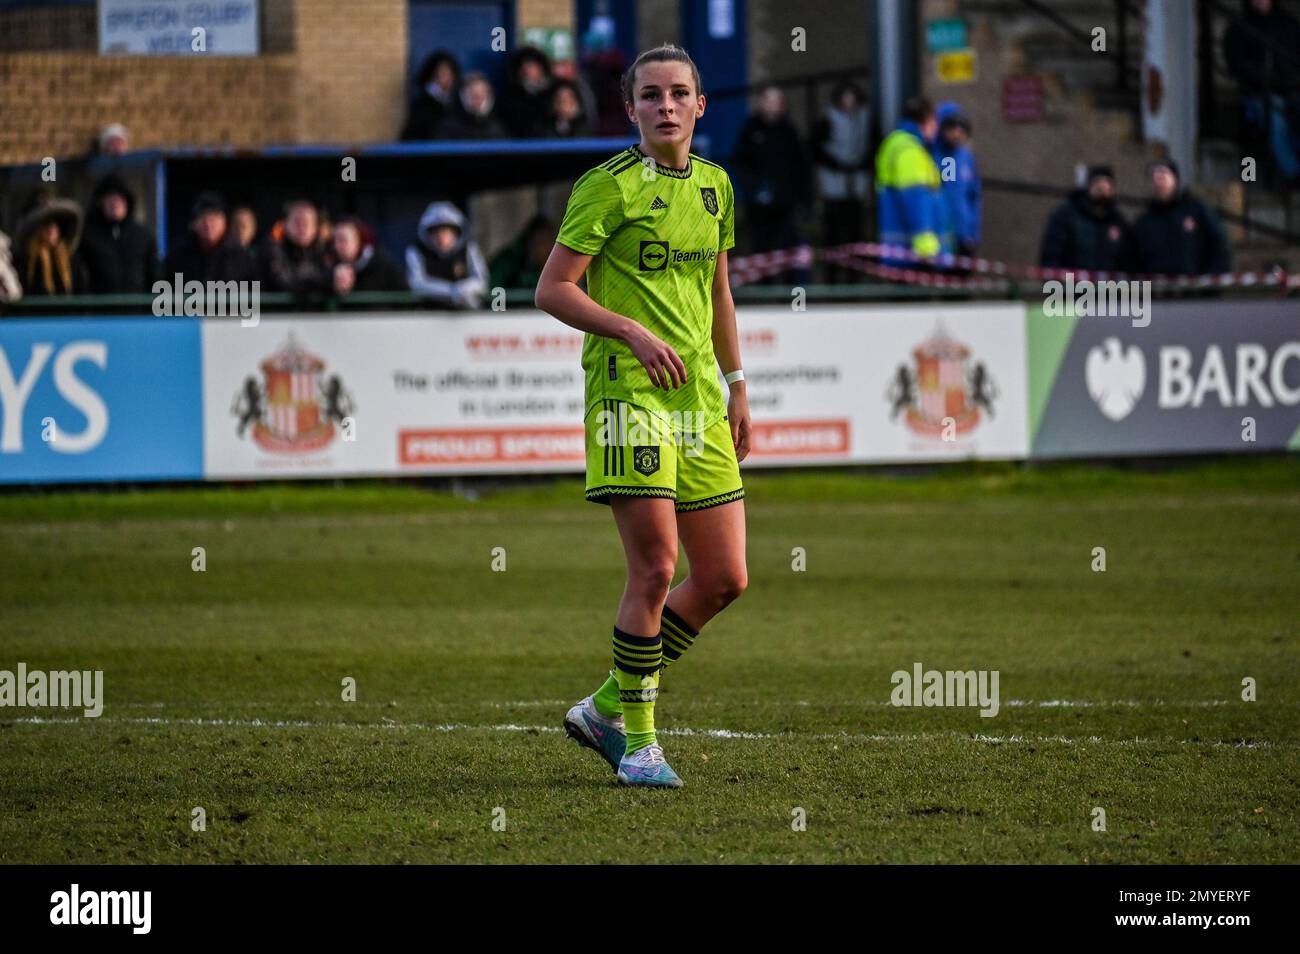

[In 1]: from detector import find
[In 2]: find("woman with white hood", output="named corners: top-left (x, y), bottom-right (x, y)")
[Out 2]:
top-left (405, 200), bottom-right (489, 310)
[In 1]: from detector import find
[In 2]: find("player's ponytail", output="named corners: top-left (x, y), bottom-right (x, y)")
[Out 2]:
top-left (621, 44), bottom-right (703, 104)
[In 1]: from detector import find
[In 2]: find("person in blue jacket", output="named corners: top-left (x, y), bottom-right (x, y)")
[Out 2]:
top-left (933, 102), bottom-right (982, 258)
top-left (875, 97), bottom-right (945, 268)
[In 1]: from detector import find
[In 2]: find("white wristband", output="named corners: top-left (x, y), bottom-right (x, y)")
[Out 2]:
top-left (724, 369), bottom-right (745, 385)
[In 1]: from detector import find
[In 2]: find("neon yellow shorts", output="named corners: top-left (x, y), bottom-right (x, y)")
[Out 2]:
top-left (583, 399), bottom-right (745, 512)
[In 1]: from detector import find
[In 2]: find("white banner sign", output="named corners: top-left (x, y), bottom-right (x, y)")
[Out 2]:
top-left (738, 303), bottom-right (1028, 465)
top-left (201, 306), bottom-right (1028, 479)
top-left (99, 0), bottom-right (260, 56)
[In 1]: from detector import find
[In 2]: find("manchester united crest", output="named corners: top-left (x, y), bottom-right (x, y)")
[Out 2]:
top-left (699, 186), bottom-right (718, 216)
top-left (632, 445), bottom-right (661, 476)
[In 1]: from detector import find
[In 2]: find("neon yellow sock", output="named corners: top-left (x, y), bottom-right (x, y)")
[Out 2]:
top-left (592, 671), bottom-right (621, 718)
top-left (611, 626), bottom-right (661, 752)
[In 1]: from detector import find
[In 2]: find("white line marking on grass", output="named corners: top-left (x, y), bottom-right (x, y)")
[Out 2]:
top-left (9, 715), bottom-right (1275, 748)
top-left (114, 698), bottom-right (1270, 711)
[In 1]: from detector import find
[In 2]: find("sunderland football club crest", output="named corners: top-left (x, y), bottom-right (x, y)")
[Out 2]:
top-left (699, 186), bottom-right (718, 216)
top-left (886, 325), bottom-right (997, 438)
top-left (632, 445), bottom-right (660, 476)
top-left (232, 336), bottom-right (353, 453)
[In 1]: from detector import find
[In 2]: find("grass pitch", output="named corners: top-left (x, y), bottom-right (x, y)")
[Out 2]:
top-left (1, 458), bottom-right (1297, 864)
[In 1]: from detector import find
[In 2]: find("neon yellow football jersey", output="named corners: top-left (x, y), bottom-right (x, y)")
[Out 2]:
top-left (555, 144), bottom-right (735, 431)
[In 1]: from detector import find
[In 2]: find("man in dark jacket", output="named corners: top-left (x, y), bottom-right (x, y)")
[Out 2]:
top-left (164, 193), bottom-right (257, 284)
top-left (1039, 166), bottom-right (1134, 272)
top-left (733, 85), bottom-right (812, 284)
top-left (260, 198), bottom-right (333, 296)
top-left (77, 174), bottom-right (161, 294)
top-left (1223, 0), bottom-right (1300, 181)
top-left (1131, 159), bottom-right (1232, 276)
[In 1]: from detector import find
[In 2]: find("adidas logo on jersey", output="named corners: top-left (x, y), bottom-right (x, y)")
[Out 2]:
top-left (649, 196), bottom-right (668, 211)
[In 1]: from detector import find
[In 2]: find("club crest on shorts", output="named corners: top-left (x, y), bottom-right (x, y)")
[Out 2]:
top-left (632, 445), bottom-right (660, 476)
top-left (699, 187), bottom-right (718, 216)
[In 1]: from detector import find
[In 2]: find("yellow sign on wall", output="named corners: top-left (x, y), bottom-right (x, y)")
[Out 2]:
top-left (936, 49), bottom-right (976, 84)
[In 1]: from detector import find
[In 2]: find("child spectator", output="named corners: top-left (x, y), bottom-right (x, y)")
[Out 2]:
top-left (405, 201), bottom-right (488, 309)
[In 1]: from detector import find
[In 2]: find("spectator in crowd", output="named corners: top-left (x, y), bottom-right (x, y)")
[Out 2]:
top-left (328, 215), bottom-right (407, 296)
top-left (499, 46), bottom-right (555, 138)
top-left (401, 50), bottom-right (462, 141)
top-left (933, 102), bottom-right (982, 258)
top-left (406, 200), bottom-right (488, 309)
top-left (77, 173), bottom-right (161, 294)
top-left (734, 84), bottom-right (812, 284)
top-left (489, 214), bottom-right (557, 289)
top-left (13, 190), bottom-right (86, 297)
top-left (578, 16), bottom-right (630, 136)
top-left (231, 203), bottom-right (259, 249)
top-left (546, 79), bottom-right (590, 137)
top-left (1131, 159), bottom-right (1232, 275)
top-left (0, 230), bottom-right (22, 303)
top-left (260, 198), bottom-right (333, 296)
top-left (164, 192), bottom-right (257, 284)
top-left (1039, 166), bottom-right (1134, 272)
top-left (875, 96), bottom-right (944, 268)
top-left (435, 72), bottom-right (508, 140)
top-left (97, 123), bottom-right (130, 157)
top-left (1223, 0), bottom-right (1300, 183)
top-left (812, 81), bottom-right (872, 283)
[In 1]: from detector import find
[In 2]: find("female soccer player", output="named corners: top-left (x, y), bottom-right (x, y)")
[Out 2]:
top-left (535, 44), bottom-right (750, 788)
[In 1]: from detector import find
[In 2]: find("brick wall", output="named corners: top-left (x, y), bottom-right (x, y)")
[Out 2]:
top-left (290, 0), bottom-right (407, 144)
top-left (517, 0), bottom-right (572, 30)
top-left (0, 52), bottom-right (299, 164)
top-left (0, 0), bottom-right (406, 166)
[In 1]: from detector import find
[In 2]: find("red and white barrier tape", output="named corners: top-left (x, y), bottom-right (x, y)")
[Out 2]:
top-left (729, 242), bottom-right (1300, 293)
